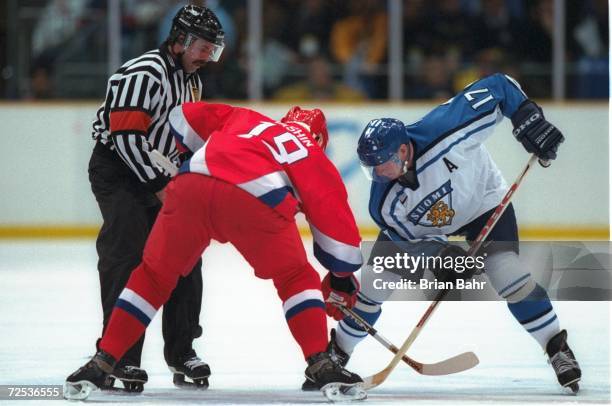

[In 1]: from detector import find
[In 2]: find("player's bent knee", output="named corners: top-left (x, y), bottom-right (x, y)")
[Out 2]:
top-left (485, 251), bottom-right (535, 303)
top-left (272, 262), bottom-right (321, 302)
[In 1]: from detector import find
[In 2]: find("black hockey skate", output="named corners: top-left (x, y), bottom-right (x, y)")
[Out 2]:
top-left (302, 328), bottom-right (350, 391)
top-left (63, 351), bottom-right (116, 400)
top-left (304, 351), bottom-right (366, 401)
top-left (169, 354), bottom-right (211, 389)
top-left (103, 365), bottom-right (148, 393)
top-left (546, 330), bottom-right (581, 393)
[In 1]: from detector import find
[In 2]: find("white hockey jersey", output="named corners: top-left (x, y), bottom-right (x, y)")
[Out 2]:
top-left (370, 74), bottom-right (528, 242)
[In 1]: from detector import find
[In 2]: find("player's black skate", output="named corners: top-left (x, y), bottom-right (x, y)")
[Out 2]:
top-left (304, 351), bottom-right (366, 401)
top-left (302, 328), bottom-right (350, 391)
top-left (546, 329), bottom-right (581, 393)
top-left (103, 365), bottom-right (148, 393)
top-left (169, 353), bottom-right (211, 389)
top-left (63, 350), bottom-right (116, 400)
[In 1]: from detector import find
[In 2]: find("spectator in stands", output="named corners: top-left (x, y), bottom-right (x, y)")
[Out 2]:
top-left (284, 0), bottom-right (340, 59)
top-left (514, 0), bottom-right (554, 63)
top-left (573, 0), bottom-right (608, 59)
top-left (403, 0), bottom-right (428, 68)
top-left (472, 0), bottom-right (517, 55)
top-left (452, 48), bottom-right (521, 92)
top-left (572, 0), bottom-right (609, 98)
top-left (273, 55), bottom-right (365, 102)
top-left (423, 0), bottom-right (477, 59)
top-left (31, 0), bottom-right (88, 60)
top-left (514, 0), bottom-right (580, 63)
top-left (330, 0), bottom-right (387, 98)
top-left (260, 1), bottom-right (299, 96)
top-left (406, 54), bottom-right (454, 100)
top-left (29, 57), bottom-right (54, 99)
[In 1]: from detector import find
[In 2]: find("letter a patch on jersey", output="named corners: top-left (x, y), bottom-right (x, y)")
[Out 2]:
top-left (408, 180), bottom-right (455, 227)
top-left (443, 157), bottom-right (458, 173)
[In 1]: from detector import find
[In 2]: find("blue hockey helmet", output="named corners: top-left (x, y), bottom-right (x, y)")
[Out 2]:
top-left (357, 118), bottom-right (411, 182)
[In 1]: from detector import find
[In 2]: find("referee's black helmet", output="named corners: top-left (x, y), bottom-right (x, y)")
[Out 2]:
top-left (168, 5), bottom-right (224, 48)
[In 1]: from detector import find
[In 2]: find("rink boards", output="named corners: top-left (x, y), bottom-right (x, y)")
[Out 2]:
top-left (0, 102), bottom-right (608, 240)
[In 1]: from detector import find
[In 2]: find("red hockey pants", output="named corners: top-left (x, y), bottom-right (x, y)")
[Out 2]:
top-left (99, 173), bottom-right (328, 362)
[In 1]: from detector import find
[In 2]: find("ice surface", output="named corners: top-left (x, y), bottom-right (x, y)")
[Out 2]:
top-left (0, 240), bottom-right (609, 405)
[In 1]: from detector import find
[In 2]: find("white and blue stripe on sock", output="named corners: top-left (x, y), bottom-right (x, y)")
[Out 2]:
top-left (336, 292), bottom-right (383, 354)
top-left (115, 288), bottom-right (157, 326)
top-left (507, 284), bottom-right (560, 349)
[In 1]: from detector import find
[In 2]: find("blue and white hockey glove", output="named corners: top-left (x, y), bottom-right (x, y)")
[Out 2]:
top-left (511, 100), bottom-right (564, 164)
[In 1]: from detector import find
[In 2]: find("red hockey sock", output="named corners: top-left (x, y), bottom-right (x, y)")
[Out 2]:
top-left (286, 305), bottom-right (328, 359)
top-left (275, 263), bottom-right (328, 360)
top-left (99, 307), bottom-right (148, 361)
top-left (99, 261), bottom-right (177, 362)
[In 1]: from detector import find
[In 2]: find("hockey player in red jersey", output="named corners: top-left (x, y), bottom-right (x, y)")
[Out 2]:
top-left (64, 103), bottom-right (366, 401)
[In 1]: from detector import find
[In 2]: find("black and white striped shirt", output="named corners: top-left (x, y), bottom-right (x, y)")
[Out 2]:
top-left (92, 46), bottom-right (203, 192)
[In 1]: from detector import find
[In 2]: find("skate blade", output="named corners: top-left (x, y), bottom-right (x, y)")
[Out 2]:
top-left (321, 382), bottom-right (367, 402)
top-left (563, 379), bottom-right (580, 395)
top-left (63, 380), bottom-right (97, 400)
top-left (173, 373), bottom-right (209, 390)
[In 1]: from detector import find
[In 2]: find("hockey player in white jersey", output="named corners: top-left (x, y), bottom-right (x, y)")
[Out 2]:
top-left (314, 73), bottom-right (581, 393)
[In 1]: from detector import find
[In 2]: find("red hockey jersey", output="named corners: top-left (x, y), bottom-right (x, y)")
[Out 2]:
top-left (168, 102), bottom-right (362, 274)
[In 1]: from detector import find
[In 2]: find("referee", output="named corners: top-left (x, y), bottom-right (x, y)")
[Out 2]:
top-left (88, 5), bottom-right (223, 391)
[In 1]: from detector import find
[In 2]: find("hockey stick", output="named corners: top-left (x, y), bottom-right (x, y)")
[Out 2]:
top-left (362, 154), bottom-right (541, 390)
top-left (338, 305), bottom-right (479, 375)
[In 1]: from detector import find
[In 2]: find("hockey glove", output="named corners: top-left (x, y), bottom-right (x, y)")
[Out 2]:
top-left (511, 100), bottom-right (564, 164)
top-left (321, 273), bottom-right (360, 321)
top-left (429, 244), bottom-right (478, 283)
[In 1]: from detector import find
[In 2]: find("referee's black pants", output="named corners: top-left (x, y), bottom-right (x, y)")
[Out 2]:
top-left (89, 142), bottom-right (203, 369)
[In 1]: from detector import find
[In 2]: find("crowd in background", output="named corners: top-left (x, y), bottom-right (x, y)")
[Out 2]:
top-left (0, 0), bottom-right (608, 100)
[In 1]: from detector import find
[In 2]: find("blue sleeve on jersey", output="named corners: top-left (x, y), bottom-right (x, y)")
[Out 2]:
top-left (463, 73), bottom-right (527, 117)
top-left (406, 73), bottom-right (528, 153)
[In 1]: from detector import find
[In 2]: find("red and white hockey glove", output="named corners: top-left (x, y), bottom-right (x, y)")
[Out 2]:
top-left (321, 273), bottom-right (360, 321)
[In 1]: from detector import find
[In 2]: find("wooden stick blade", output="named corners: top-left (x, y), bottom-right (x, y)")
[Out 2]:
top-left (362, 351), bottom-right (478, 389)
top-left (362, 365), bottom-right (394, 390)
top-left (419, 351), bottom-right (479, 376)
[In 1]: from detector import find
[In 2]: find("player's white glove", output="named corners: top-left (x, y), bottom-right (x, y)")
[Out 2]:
top-left (150, 149), bottom-right (179, 177)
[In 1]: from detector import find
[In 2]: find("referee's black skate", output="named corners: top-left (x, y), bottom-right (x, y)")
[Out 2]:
top-left (546, 330), bottom-right (581, 393)
top-left (302, 328), bottom-right (350, 391)
top-left (169, 354), bottom-right (211, 389)
top-left (63, 351), bottom-right (116, 400)
top-left (304, 351), bottom-right (366, 401)
top-left (104, 365), bottom-right (148, 393)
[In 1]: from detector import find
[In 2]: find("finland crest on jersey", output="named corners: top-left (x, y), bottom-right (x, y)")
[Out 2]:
top-left (407, 180), bottom-right (455, 227)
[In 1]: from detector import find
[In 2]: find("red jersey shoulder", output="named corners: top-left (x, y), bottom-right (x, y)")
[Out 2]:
top-left (223, 108), bottom-right (273, 132)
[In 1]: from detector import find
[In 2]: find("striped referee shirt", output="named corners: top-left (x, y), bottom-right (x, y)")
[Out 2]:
top-left (92, 45), bottom-right (203, 192)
